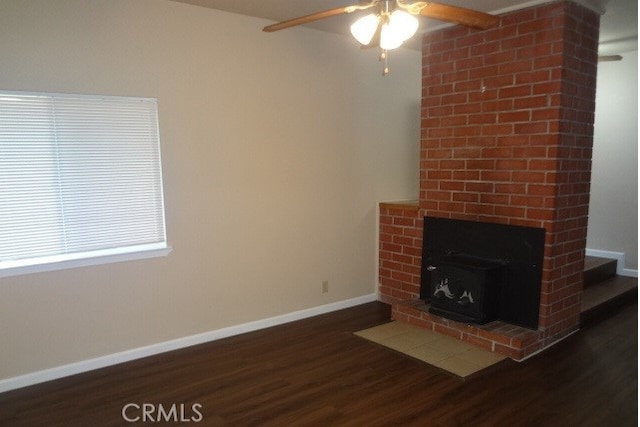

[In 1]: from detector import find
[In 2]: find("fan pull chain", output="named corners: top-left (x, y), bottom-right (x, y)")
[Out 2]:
top-left (380, 49), bottom-right (390, 76)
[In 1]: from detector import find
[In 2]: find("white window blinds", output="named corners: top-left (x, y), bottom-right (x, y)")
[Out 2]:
top-left (0, 91), bottom-right (168, 275)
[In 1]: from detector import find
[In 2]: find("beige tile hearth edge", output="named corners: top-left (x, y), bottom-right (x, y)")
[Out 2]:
top-left (355, 321), bottom-right (508, 379)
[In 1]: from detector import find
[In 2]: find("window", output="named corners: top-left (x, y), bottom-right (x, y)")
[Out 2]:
top-left (0, 91), bottom-right (170, 277)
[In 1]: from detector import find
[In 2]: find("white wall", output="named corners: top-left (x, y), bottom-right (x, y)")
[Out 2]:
top-left (0, 0), bottom-right (421, 382)
top-left (587, 50), bottom-right (638, 270)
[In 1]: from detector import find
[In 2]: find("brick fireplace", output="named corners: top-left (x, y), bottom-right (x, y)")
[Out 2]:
top-left (378, 1), bottom-right (599, 360)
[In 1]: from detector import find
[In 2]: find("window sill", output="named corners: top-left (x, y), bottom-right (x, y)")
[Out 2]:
top-left (0, 246), bottom-right (173, 278)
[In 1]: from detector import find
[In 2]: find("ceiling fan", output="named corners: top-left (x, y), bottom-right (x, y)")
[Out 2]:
top-left (263, 0), bottom-right (499, 74)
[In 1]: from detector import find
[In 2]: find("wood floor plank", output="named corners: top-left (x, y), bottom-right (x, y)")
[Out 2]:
top-left (0, 301), bottom-right (636, 426)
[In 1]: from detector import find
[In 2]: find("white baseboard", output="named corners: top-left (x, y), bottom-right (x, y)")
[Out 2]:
top-left (586, 248), bottom-right (638, 278)
top-left (0, 293), bottom-right (378, 394)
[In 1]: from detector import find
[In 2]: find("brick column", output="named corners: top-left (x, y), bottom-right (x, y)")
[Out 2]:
top-left (379, 1), bottom-right (600, 359)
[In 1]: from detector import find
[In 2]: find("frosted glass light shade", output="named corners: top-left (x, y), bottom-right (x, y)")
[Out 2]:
top-left (350, 14), bottom-right (379, 45)
top-left (387, 10), bottom-right (419, 42)
top-left (380, 23), bottom-right (404, 50)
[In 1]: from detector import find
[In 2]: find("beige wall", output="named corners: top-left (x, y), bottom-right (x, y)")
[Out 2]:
top-left (0, 0), bottom-right (421, 380)
top-left (587, 50), bottom-right (638, 271)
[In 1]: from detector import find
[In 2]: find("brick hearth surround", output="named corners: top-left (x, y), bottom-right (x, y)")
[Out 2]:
top-left (378, 1), bottom-right (599, 360)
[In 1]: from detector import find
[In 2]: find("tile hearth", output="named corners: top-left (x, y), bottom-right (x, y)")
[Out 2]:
top-left (355, 321), bottom-right (507, 378)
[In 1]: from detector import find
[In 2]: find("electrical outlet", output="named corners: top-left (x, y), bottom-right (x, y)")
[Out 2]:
top-left (322, 280), bottom-right (329, 293)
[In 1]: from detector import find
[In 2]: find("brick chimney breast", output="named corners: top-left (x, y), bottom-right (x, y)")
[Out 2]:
top-left (379, 1), bottom-right (599, 359)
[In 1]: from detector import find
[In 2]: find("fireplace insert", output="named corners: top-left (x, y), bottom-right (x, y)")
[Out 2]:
top-left (425, 253), bottom-right (504, 324)
top-left (421, 217), bottom-right (545, 329)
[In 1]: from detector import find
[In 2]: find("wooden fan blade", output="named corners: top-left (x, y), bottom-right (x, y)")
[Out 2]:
top-left (263, 5), bottom-right (367, 32)
top-left (417, 2), bottom-right (499, 30)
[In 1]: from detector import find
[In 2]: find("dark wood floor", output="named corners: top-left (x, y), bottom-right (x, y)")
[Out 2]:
top-left (0, 301), bottom-right (636, 426)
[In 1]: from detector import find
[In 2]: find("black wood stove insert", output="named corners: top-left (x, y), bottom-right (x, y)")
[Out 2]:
top-left (425, 253), bottom-right (504, 324)
top-left (420, 217), bottom-right (545, 330)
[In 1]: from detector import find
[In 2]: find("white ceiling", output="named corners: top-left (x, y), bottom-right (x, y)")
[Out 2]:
top-left (170, 0), bottom-right (637, 55)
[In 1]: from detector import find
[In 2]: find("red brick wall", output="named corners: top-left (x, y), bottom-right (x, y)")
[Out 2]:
top-left (378, 202), bottom-right (422, 303)
top-left (379, 1), bottom-right (599, 359)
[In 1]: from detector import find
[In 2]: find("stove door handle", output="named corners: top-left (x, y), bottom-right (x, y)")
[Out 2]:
top-left (426, 265), bottom-right (437, 271)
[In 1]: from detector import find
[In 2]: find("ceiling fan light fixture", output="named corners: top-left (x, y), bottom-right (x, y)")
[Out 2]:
top-left (351, 8), bottom-right (419, 50)
top-left (263, 1), bottom-right (499, 76)
top-left (350, 13), bottom-right (379, 45)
